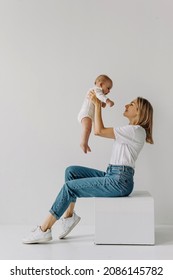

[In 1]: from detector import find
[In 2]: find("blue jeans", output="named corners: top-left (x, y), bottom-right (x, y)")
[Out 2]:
top-left (50, 165), bottom-right (134, 219)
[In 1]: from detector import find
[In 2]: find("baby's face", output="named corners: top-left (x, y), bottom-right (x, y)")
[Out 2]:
top-left (101, 81), bottom-right (112, 95)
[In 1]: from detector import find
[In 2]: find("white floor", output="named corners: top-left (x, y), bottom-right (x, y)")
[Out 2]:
top-left (0, 225), bottom-right (173, 260)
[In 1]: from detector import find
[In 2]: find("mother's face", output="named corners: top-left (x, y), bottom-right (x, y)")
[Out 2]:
top-left (123, 99), bottom-right (139, 124)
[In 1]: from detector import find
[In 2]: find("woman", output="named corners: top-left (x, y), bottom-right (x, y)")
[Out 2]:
top-left (23, 92), bottom-right (154, 244)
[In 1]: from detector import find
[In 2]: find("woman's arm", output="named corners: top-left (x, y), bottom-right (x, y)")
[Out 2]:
top-left (89, 91), bottom-right (115, 139)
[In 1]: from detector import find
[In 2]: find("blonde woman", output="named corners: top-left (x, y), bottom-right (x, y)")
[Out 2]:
top-left (23, 94), bottom-right (153, 244)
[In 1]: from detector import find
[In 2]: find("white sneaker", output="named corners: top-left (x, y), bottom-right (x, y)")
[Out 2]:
top-left (22, 226), bottom-right (52, 244)
top-left (59, 212), bottom-right (81, 239)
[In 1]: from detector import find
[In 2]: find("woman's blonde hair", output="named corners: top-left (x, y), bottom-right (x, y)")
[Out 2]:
top-left (136, 97), bottom-right (154, 144)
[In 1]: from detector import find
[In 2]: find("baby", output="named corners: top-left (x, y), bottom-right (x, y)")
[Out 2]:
top-left (78, 74), bottom-right (114, 153)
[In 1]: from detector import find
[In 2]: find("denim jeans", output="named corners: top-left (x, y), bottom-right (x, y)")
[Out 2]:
top-left (50, 165), bottom-right (134, 219)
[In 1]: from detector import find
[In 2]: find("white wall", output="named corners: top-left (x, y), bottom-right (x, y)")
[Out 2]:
top-left (0, 0), bottom-right (173, 226)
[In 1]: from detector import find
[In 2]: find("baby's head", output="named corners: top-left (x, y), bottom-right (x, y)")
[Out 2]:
top-left (95, 75), bottom-right (113, 94)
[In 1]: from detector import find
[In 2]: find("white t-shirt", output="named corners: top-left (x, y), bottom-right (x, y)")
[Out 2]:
top-left (110, 125), bottom-right (146, 168)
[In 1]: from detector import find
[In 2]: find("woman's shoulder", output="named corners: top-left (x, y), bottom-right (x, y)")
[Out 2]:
top-left (129, 125), bottom-right (146, 135)
top-left (114, 125), bottom-right (146, 139)
top-left (131, 125), bottom-right (146, 143)
top-left (115, 124), bottom-right (142, 132)
top-left (133, 125), bottom-right (146, 133)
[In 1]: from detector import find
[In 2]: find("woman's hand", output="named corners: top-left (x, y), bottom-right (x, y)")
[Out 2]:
top-left (88, 90), bottom-right (115, 139)
top-left (88, 90), bottom-right (101, 106)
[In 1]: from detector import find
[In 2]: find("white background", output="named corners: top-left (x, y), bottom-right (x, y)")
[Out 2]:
top-left (0, 0), bottom-right (173, 226)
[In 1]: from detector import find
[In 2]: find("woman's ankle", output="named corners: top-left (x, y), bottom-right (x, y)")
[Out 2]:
top-left (40, 225), bottom-right (49, 232)
top-left (64, 213), bottom-right (73, 219)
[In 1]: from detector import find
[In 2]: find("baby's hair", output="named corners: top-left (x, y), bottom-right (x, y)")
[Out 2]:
top-left (95, 74), bottom-right (113, 87)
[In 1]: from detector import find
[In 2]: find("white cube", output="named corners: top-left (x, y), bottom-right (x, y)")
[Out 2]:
top-left (95, 191), bottom-right (155, 245)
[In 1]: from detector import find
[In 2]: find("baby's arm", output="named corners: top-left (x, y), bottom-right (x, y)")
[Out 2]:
top-left (95, 88), bottom-right (108, 104)
top-left (96, 90), bottom-right (114, 107)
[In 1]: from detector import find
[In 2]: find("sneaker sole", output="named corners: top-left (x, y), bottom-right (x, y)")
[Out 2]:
top-left (59, 217), bottom-right (81, 239)
top-left (23, 236), bottom-right (52, 244)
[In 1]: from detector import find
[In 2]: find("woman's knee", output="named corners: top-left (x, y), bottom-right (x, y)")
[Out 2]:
top-left (65, 166), bottom-right (78, 181)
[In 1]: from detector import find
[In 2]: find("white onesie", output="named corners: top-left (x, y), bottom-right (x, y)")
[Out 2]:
top-left (78, 86), bottom-right (108, 122)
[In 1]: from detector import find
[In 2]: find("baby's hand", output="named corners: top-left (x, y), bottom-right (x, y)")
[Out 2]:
top-left (106, 98), bottom-right (114, 107)
top-left (101, 102), bottom-right (106, 108)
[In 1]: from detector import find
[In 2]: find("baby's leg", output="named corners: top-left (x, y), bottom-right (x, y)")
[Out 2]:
top-left (80, 117), bottom-right (92, 153)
